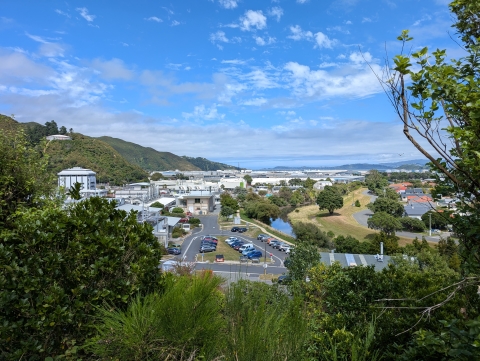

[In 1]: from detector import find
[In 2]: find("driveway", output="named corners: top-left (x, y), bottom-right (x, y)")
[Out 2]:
top-left (353, 190), bottom-right (449, 242)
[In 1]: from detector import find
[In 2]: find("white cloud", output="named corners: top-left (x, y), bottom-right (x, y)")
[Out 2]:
top-left (345, 20), bottom-right (352, 24)
top-left (254, 36), bottom-right (275, 46)
top-left (171, 20), bottom-right (180, 26)
top-left (349, 51), bottom-right (372, 63)
top-left (91, 58), bottom-right (134, 80)
top-left (145, 16), bottom-right (162, 22)
top-left (242, 97), bottom-right (267, 106)
top-left (268, 7), bottom-right (283, 22)
top-left (182, 104), bottom-right (225, 121)
top-left (25, 33), bottom-right (66, 57)
top-left (362, 17), bottom-right (372, 23)
top-left (210, 31), bottom-right (230, 43)
top-left (76, 7), bottom-right (96, 22)
top-left (240, 10), bottom-right (267, 31)
top-left (314, 32), bottom-right (335, 48)
top-left (55, 9), bottom-right (70, 18)
top-left (297, 0), bottom-right (309, 3)
top-left (218, 0), bottom-right (238, 9)
top-left (287, 25), bottom-right (313, 40)
top-left (284, 58), bottom-right (384, 100)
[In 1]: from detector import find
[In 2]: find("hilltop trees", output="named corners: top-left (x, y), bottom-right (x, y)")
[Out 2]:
top-left (365, 170), bottom-right (388, 194)
top-left (368, 197), bottom-right (405, 217)
top-left (316, 185), bottom-right (343, 215)
top-left (367, 211), bottom-right (402, 235)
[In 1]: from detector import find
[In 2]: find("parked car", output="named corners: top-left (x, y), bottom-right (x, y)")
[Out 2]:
top-left (215, 254), bottom-right (224, 262)
top-left (247, 250), bottom-right (262, 259)
top-left (179, 218), bottom-right (189, 223)
top-left (237, 227), bottom-right (248, 233)
top-left (167, 247), bottom-right (181, 255)
top-left (269, 240), bottom-right (281, 248)
top-left (226, 238), bottom-right (239, 245)
top-left (279, 244), bottom-right (290, 252)
top-left (199, 245), bottom-right (215, 253)
top-left (239, 244), bottom-right (255, 253)
top-left (201, 242), bottom-right (216, 249)
top-left (286, 247), bottom-right (294, 254)
top-left (273, 242), bottom-right (285, 249)
top-left (266, 238), bottom-right (276, 244)
top-left (233, 243), bottom-right (245, 250)
top-left (258, 234), bottom-right (269, 241)
top-left (231, 227), bottom-right (239, 232)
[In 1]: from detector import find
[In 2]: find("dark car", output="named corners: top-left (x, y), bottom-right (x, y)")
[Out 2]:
top-left (231, 227), bottom-right (239, 232)
top-left (167, 247), bottom-right (181, 255)
top-left (237, 227), bottom-right (248, 233)
top-left (270, 240), bottom-right (281, 248)
top-left (233, 243), bottom-right (245, 251)
top-left (215, 254), bottom-right (224, 262)
top-left (247, 250), bottom-right (262, 259)
top-left (201, 241), bottom-right (216, 249)
top-left (257, 234), bottom-right (269, 241)
top-left (273, 242), bottom-right (285, 249)
top-left (199, 245), bottom-right (215, 253)
top-left (230, 241), bottom-right (244, 248)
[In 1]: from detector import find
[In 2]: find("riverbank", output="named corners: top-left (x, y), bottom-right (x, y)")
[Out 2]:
top-left (287, 187), bottom-right (415, 246)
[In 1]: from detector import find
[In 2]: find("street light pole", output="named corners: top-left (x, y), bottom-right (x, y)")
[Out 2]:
top-left (264, 240), bottom-right (267, 275)
top-left (429, 213), bottom-right (432, 236)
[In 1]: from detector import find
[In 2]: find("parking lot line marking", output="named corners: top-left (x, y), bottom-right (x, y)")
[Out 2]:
top-left (359, 254), bottom-right (368, 266)
top-left (329, 253), bottom-right (335, 265)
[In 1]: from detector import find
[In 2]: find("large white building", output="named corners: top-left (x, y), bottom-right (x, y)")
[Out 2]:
top-left (58, 167), bottom-right (97, 191)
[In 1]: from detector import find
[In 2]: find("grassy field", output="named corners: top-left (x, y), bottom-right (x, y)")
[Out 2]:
top-left (198, 236), bottom-right (245, 262)
top-left (288, 188), bottom-right (415, 246)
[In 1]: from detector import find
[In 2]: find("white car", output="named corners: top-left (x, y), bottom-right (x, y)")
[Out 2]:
top-left (279, 244), bottom-right (290, 252)
top-left (226, 237), bottom-right (239, 245)
top-left (285, 247), bottom-right (295, 254)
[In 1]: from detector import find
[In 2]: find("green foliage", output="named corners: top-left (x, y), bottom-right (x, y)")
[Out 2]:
top-left (66, 182), bottom-right (82, 200)
top-left (368, 197), bottom-right (404, 217)
top-left (150, 172), bottom-right (165, 181)
top-left (367, 211), bottom-right (403, 235)
top-left (304, 177), bottom-right (316, 189)
top-left (0, 197), bottom-right (164, 359)
top-left (171, 207), bottom-right (184, 214)
top-left (422, 210), bottom-right (452, 230)
top-left (188, 217), bottom-right (201, 227)
top-left (400, 217), bottom-right (427, 232)
top-left (244, 199), bottom-right (280, 222)
top-left (220, 205), bottom-right (234, 220)
top-left (268, 194), bottom-right (288, 207)
top-left (355, 199), bottom-right (361, 207)
top-left (334, 235), bottom-right (375, 254)
top-left (285, 240), bottom-right (320, 282)
top-left (150, 201), bottom-right (164, 208)
top-left (0, 128), bottom-right (53, 228)
top-left (222, 281), bottom-right (308, 361)
top-left (290, 189), bottom-right (305, 206)
top-left (292, 221), bottom-right (331, 248)
top-left (243, 174), bottom-right (252, 185)
top-left (220, 193), bottom-right (239, 211)
top-left (181, 155), bottom-right (238, 171)
top-left (317, 185), bottom-right (344, 215)
top-left (172, 227), bottom-right (186, 238)
top-left (44, 120), bottom-right (59, 135)
top-left (365, 170), bottom-right (389, 193)
top-left (88, 274), bottom-right (224, 360)
top-left (98, 136), bottom-right (201, 172)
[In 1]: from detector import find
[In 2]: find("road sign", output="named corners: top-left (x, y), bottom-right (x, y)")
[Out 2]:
top-left (263, 263), bottom-right (268, 269)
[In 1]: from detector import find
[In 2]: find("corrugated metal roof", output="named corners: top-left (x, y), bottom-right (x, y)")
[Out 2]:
top-left (320, 252), bottom-right (391, 271)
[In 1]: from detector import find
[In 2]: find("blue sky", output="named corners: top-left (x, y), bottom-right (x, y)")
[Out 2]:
top-left (0, 0), bottom-right (458, 169)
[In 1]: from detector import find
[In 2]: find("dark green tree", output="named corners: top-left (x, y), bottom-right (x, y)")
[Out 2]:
top-left (220, 193), bottom-right (239, 210)
top-left (243, 174), bottom-right (252, 185)
top-left (44, 120), bottom-right (59, 135)
top-left (220, 205), bottom-right (234, 220)
top-left (365, 170), bottom-right (388, 193)
top-left (400, 217), bottom-right (427, 232)
top-left (368, 197), bottom-right (405, 217)
top-left (367, 211), bottom-right (402, 235)
top-left (59, 125), bottom-right (67, 135)
top-left (285, 240), bottom-right (320, 282)
top-left (422, 210), bottom-right (451, 230)
top-left (316, 186), bottom-right (343, 215)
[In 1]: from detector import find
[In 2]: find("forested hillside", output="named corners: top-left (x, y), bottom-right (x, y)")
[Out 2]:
top-left (0, 115), bottom-right (148, 184)
top-left (181, 155), bottom-right (238, 171)
top-left (97, 136), bottom-right (200, 172)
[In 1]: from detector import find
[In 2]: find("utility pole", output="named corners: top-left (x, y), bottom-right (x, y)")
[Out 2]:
top-left (264, 240), bottom-right (267, 275)
top-left (429, 212), bottom-right (432, 236)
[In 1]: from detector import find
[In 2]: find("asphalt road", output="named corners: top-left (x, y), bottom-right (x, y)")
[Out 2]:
top-left (177, 215), bottom-right (288, 275)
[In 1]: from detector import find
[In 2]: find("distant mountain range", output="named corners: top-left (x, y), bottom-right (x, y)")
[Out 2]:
top-left (0, 114), bottom-right (238, 184)
top-left (265, 159), bottom-right (430, 171)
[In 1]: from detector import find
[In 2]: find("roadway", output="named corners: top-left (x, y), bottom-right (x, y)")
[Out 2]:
top-left (176, 214), bottom-right (288, 276)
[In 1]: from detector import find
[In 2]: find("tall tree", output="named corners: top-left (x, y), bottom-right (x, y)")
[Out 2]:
top-left (316, 186), bottom-right (343, 215)
top-left (44, 120), bottom-right (59, 135)
top-left (367, 211), bottom-right (402, 236)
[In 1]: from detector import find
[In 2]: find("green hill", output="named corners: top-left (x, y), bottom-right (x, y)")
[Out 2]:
top-left (0, 115), bottom-right (148, 185)
top-left (181, 156), bottom-right (238, 171)
top-left (97, 136), bottom-right (201, 172)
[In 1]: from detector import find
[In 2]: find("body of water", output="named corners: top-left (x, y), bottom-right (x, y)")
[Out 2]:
top-left (269, 217), bottom-right (295, 237)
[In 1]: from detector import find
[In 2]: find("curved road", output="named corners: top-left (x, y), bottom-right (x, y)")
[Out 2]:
top-left (352, 190), bottom-right (449, 242)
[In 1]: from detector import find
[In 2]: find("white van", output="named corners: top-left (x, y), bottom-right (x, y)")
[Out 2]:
top-left (239, 244), bottom-right (255, 253)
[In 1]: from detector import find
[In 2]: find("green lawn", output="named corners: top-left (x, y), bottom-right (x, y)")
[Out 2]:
top-left (198, 236), bottom-right (244, 262)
